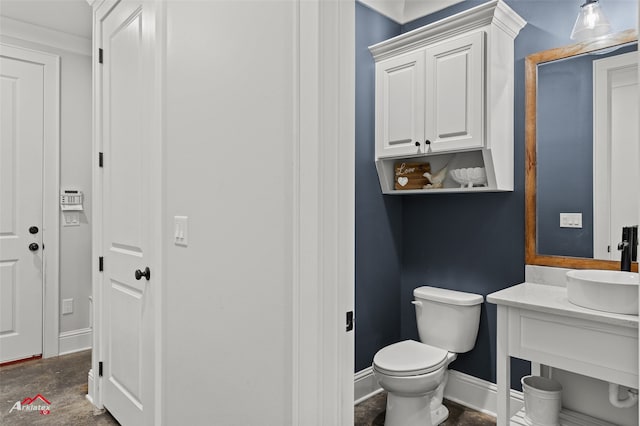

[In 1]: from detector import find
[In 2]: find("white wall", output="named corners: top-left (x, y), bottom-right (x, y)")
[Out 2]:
top-left (0, 25), bottom-right (93, 352)
top-left (162, 2), bottom-right (295, 424)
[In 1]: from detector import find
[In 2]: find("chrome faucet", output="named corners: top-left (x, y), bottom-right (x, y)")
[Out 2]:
top-left (618, 226), bottom-right (638, 272)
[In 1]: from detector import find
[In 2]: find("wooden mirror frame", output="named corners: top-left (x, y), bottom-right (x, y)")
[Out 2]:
top-left (525, 29), bottom-right (639, 271)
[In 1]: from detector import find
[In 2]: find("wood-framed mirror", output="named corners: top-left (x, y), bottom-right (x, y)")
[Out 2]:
top-left (525, 29), bottom-right (639, 271)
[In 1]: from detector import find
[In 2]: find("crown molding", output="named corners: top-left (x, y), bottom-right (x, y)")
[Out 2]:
top-left (358, 0), bottom-right (465, 25)
top-left (369, 0), bottom-right (525, 61)
top-left (0, 16), bottom-right (91, 56)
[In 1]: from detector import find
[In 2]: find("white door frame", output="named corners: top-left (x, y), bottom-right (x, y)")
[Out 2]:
top-left (593, 51), bottom-right (638, 260)
top-left (89, 0), bottom-right (163, 415)
top-left (89, 0), bottom-right (104, 407)
top-left (0, 43), bottom-right (60, 360)
top-left (294, 1), bottom-right (355, 424)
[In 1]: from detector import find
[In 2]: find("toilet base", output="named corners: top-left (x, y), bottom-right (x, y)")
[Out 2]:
top-left (384, 392), bottom-right (449, 426)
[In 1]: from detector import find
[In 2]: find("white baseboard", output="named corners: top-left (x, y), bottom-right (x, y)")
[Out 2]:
top-left (86, 369), bottom-right (94, 405)
top-left (355, 368), bottom-right (621, 426)
top-left (354, 367), bottom-right (383, 405)
top-left (444, 369), bottom-right (523, 417)
top-left (354, 367), bottom-right (523, 416)
top-left (58, 327), bottom-right (92, 355)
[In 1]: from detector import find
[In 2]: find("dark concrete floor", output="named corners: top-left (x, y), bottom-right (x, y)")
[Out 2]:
top-left (355, 391), bottom-right (496, 426)
top-left (0, 350), bottom-right (119, 425)
top-left (1, 350), bottom-right (494, 425)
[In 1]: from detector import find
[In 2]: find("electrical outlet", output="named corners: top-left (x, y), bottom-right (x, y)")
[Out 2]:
top-left (62, 298), bottom-right (73, 315)
top-left (560, 213), bottom-right (582, 228)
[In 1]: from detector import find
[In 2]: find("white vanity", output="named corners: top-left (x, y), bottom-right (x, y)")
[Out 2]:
top-left (487, 282), bottom-right (638, 425)
top-left (510, 28), bottom-right (640, 426)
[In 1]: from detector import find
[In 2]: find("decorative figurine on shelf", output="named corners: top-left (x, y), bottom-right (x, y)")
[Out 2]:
top-left (423, 164), bottom-right (448, 189)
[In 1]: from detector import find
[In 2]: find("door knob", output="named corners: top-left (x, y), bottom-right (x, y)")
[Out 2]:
top-left (135, 267), bottom-right (151, 281)
top-left (415, 141), bottom-right (421, 147)
top-left (29, 226), bottom-right (39, 234)
top-left (28, 243), bottom-right (39, 251)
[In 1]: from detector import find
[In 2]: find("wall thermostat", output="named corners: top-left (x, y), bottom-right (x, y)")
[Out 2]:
top-left (60, 190), bottom-right (84, 211)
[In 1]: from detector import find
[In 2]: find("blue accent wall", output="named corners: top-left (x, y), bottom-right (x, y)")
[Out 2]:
top-left (355, 2), bottom-right (402, 372)
top-left (355, 0), bottom-right (637, 387)
top-left (537, 54), bottom-right (596, 258)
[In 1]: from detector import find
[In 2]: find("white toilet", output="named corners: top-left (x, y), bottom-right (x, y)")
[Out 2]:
top-left (372, 286), bottom-right (483, 426)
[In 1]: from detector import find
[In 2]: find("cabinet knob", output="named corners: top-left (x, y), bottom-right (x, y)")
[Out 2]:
top-left (415, 141), bottom-right (420, 147)
top-left (425, 139), bottom-right (431, 145)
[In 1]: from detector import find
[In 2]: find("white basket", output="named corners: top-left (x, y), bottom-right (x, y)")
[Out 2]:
top-left (521, 376), bottom-right (563, 426)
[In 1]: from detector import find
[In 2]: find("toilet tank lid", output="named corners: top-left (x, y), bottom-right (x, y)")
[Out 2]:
top-left (413, 286), bottom-right (483, 306)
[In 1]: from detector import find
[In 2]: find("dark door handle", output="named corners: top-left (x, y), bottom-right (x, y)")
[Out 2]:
top-left (29, 243), bottom-right (39, 251)
top-left (135, 267), bottom-right (151, 281)
top-left (29, 226), bottom-right (39, 234)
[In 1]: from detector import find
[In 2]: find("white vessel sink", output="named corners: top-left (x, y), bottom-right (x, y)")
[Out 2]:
top-left (566, 270), bottom-right (639, 315)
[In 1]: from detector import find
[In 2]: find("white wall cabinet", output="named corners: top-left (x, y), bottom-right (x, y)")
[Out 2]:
top-left (376, 32), bottom-right (483, 158)
top-left (370, 0), bottom-right (526, 194)
top-left (375, 50), bottom-right (425, 158)
top-left (425, 31), bottom-right (484, 153)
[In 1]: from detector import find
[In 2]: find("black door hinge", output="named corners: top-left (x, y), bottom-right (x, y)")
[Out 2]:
top-left (98, 257), bottom-right (104, 272)
top-left (99, 152), bottom-right (103, 168)
top-left (98, 362), bottom-right (103, 377)
top-left (346, 311), bottom-right (354, 332)
top-left (98, 48), bottom-right (103, 64)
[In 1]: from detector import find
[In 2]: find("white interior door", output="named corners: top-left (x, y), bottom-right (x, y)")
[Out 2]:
top-left (593, 52), bottom-right (639, 260)
top-left (0, 55), bottom-right (44, 363)
top-left (100, 1), bottom-right (156, 424)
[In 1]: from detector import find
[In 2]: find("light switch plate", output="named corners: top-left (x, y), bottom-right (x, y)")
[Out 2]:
top-left (174, 216), bottom-right (188, 247)
top-left (560, 213), bottom-right (582, 228)
top-left (63, 212), bottom-right (80, 227)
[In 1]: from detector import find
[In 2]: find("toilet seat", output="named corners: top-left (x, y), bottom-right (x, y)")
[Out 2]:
top-left (373, 340), bottom-right (448, 377)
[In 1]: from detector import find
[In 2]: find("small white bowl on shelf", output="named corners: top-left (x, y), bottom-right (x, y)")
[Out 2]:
top-left (449, 167), bottom-right (487, 188)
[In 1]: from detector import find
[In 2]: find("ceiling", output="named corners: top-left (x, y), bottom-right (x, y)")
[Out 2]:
top-left (358, 0), bottom-right (466, 24)
top-left (0, 0), bottom-right (92, 39)
top-left (0, 0), bottom-right (463, 39)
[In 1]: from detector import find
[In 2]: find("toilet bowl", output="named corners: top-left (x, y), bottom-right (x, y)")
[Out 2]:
top-left (372, 286), bottom-right (483, 426)
top-left (373, 340), bottom-right (457, 426)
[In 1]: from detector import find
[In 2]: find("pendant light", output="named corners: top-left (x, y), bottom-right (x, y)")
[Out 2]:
top-left (570, 0), bottom-right (613, 41)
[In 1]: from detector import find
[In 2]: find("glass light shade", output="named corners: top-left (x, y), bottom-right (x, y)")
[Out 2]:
top-left (570, 0), bottom-right (613, 41)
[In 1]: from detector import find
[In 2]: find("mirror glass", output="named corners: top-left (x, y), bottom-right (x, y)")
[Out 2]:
top-left (534, 39), bottom-right (638, 262)
top-left (526, 32), bottom-right (640, 264)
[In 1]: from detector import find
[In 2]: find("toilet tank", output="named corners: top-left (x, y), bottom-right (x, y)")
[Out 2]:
top-left (413, 286), bottom-right (483, 353)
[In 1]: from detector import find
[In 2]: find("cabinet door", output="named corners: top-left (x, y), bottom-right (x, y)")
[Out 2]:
top-left (375, 51), bottom-right (425, 158)
top-left (425, 31), bottom-right (484, 152)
